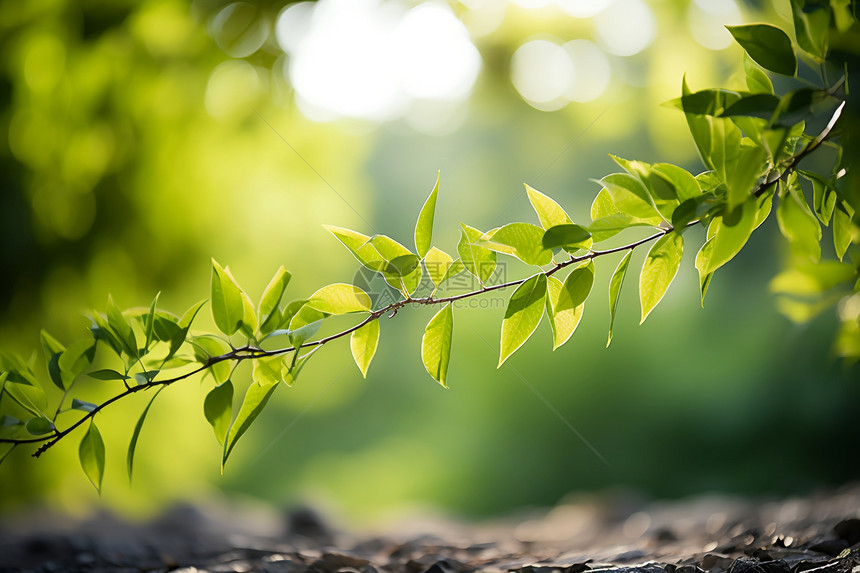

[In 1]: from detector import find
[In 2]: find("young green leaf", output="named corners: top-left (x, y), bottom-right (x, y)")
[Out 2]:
top-left (143, 292), bottom-right (160, 352)
top-left (833, 203), bottom-right (855, 261)
top-left (422, 303), bottom-right (453, 387)
top-left (211, 259), bottom-right (246, 336)
top-left (639, 232), bottom-right (684, 324)
top-left (414, 172), bottom-right (439, 259)
top-left (458, 225), bottom-right (497, 285)
top-left (258, 266), bottom-right (292, 336)
top-left (106, 296), bottom-right (138, 359)
top-left (777, 182), bottom-right (822, 262)
top-left (350, 320), bottom-right (380, 379)
top-left (607, 250), bottom-right (633, 347)
top-left (695, 237), bottom-right (715, 306)
top-left (252, 355), bottom-right (283, 386)
top-left (791, 0), bottom-right (830, 60)
top-left (599, 173), bottom-right (661, 220)
top-left (79, 421), bottom-right (105, 493)
top-left (190, 336), bottom-right (232, 385)
top-left (58, 339), bottom-right (96, 388)
top-left (222, 380), bottom-right (279, 470)
top-left (165, 300), bottom-right (207, 363)
top-left (743, 53), bottom-right (774, 94)
top-left (88, 369), bottom-right (130, 381)
top-left (306, 283), bottom-right (372, 314)
top-left (700, 198), bottom-right (758, 275)
top-left (424, 247), bottom-right (455, 288)
top-left (651, 163), bottom-right (701, 203)
top-left (525, 184), bottom-right (573, 229)
top-left (438, 259), bottom-right (466, 287)
top-left (25, 417), bottom-right (54, 436)
top-left (323, 225), bottom-right (387, 272)
top-left (127, 386), bottom-right (163, 483)
top-left (542, 224), bottom-right (593, 251)
top-left (2, 380), bottom-right (46, 417)
top-left (545, 262), bottom-right (594, 350)
top-left (727, 24), bottom-right (797, 76)
top-left (482, 223), bottom-right (554, 266)
top-left (204, 381), bottom-right (233, 446)
top-left (71, 399), bottom-right (97, 413)
top-left (499, 274), bottom-right (547, 367)
top-left (40, 330), bottom-right (66, 391)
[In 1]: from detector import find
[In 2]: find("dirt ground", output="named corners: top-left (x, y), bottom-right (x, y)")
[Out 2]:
top-left (1, 483), bottom-right (858, 573)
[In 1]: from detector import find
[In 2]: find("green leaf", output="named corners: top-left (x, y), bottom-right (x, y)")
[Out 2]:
top-left (2, 381), bottom-right (46, 417)
top-left (639, 232), bottom-right (684, 323)
top-left (288, 305), bottom-right (327, 347)
top-left (458, 225), bottom-right (497, 285)
top-left (40, 330), bottom-right (66, 391)
top-left (542, 224), bottom-right (593, 251)
top-left (422, 303), bottom-right (453, 387)
top-left (106, 296), bottom-right (138, 359)
top-left (88, 368), bottom-right (129, 381)
top-left (369, 234), bottom-right (423, 294)
top-left (482, 223), bottom-right (554, 266)
top-left (672, 194), bottom-right (720, 229)
top-left (306, 283), bottom-right (372, 314)
top-left (252, 354), bottom-right (283, 386)
top-left (598, 173), bottom-right (661, 220)
top-left (211, 259), bottom-right (246, 336)
top-left (350, 320), bottom-right (380, 379)
top-left (725, 142), bottom-right (768, 212)
top-left (424, 247), bottom-right (455, 288)
top-left (651, 163), bottom-right (701, 203)
top-left (204, 381), bottom-right (233, 446)
top-left (777, 181), bottom-right (822, 262)
top-left (222, 380), bottom-right (279, 470)
top-left (801, 170), bottom-right (837, 225)
top-left (25, 417), bottom-right (54, 436)
top-left (166, 300), bottom-right (207, 363)
top-left (833, 202), bottom-right (856, 261)
top-left (499, 274), bottom-right (547, 367)
top-left (71, 399), bottom-right (97, 413)
top-left (133, 370), bottom-right (159, 386)
top-left (727, 24), bottom-right (797, 76)
top-left (258, 266), bottom-right (292, 336)
top-left (58, 339), bottom-right (96, 388)
top-left (791, 0), bottom-right (830, 59)
top-left (127, 387), bottom-right (163, 483)
top-left (414, 172), bottom-right (439, 259)
top-left (143, 292), bottom-right (160, 352)
top-left (607, 250), bottom-right (633, 347)
top-left (665, 89), bottom-right (742, 115)
top-left (744, 53), bottom-right (774, 94)
top-left (323, 225), bottom-right (388, 272)
top-left (525, 184), bottom-right (572, 229)
top-left (700, 197), bottom-right (758, 275)
top-left (545, 262), bottom-right (594, 350)
top-left (79, 421), bottom-right (105, 493)
top-left (721, 94), bottom-right (781, 119)
top-left (191, 336), bottom-right (232, 384)
top-left (696, 238), bottom-right (715, 306)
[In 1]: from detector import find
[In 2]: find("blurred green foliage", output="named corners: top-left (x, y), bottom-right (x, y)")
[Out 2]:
top-left (1, 0), bottom-right (859, 523)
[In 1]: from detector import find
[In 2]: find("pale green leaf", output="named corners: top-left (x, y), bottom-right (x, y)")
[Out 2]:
top-left (701, 197), bottom-right (758, 275)
top-left (744, 53), bottom-right (774, 94)
top-left (639, 232), bottom-right (684, 323)
top-left (258, 266), bottom-right (292, 336)
top-left (607, 250), bottom-right (633, 347)
top-left (777, 182), bottom-right (822, 262)
top-left (525, 184), bottom-right (572, 229)
top-left (695, 237), bottom-right (715, 306)
top-left (458, 225), bottom-right (497, 285)
top-left (545, 262), bottom-right (593, 350)
top-left (323, 225), bottom-right (387, 272)
top-left (422, 303), bottom-right (453, 387)
top-left (424, 247), bottom-right (455, 288)
top-left (222, 380), bottom-right (278, 470)
top-left (306, 283), bottom-right (372, 314)
top-left (211, 259), bottom-right (246, 336)
top-left (542, 224), bottom-right (592, 251)
top-left (414, 172), bottom-right (439, 259)
top-left (204, 381), bottom-right (233, 446)
top-left (350, 320), bottom-right (380, 379)
top-left (191, 336), bottom-right (232, 384)
top-left (481, 223), bottom-right (553, 266)
top-left (499, 274), bottom-right (547, 367)
top-left (252, 354), bottom-right (283, 386)
top-left (79, 421), bottom-right (105, 493)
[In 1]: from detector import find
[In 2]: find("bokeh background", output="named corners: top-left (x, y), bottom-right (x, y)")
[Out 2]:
top-left (1, 0), bottom-right (859, 524)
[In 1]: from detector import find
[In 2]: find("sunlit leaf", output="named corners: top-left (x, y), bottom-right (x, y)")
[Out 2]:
top-left (222, 379), bottom-right (279, 470)
top-left (482, 223), bottom-right (554, 266)
top-left (727, 24), bottom-right (797, 76)
top-left (545, 262), bottom-right (593, 350)
top-left (258, 266), bottom-right (292, 336)
top-left (833, 202), bottom-right (856, 261)
top-left (422, 303), bottom-right (453, 387)
top-left (499, 274), bottom-right (547, 367)
top-left (607, 250), bottom-right (633, 347)
top-left (166, 300), bottom-right (207, 363)
top-left (306, 283), bottom-right (372, 314)
top-left (744, 53), bottom-right (774, 94)
top-left (143, 292), bottom-right (160, 352)
top-left (204, 381), bottom-right (233, 446)
top-left (414, 172), bottom-right (439, 259)
top-left (458, 224), bottom-right (497, 285)
top-left (79, 421), bottom-right (105, 493)
top-left (770, 260), bottom-right (855, 295)
top-left (542, 224), bottom-right (592, 251)
top-left (424, 247), bottom-right (454, 288)
top-left (651, 163), bottom-right (701, 203)
top-left (107, 295), bottom-right (138, 358)
top-left (598, 173), bottom-right (661, 220)
top-left (696, 238), bottom-right (715, 306)
top-left (350, 320), bottom-right (380, 379)
top-left (323, 225), bottom-right (387, 272)
top-left (700, 197), bottom-right (758, 275)
top-left (525, 184), bottom-right (572, 229)
top-left (777, 180), bottom-right (822, 262)
top-left (191, 336), bottom-right (232, 384)
top-left (252, 354), bottom-right (283, 386)
top-left (211, 259), bottom-right (246, 336)
top-left (639, 232), bottom-right (684, 323)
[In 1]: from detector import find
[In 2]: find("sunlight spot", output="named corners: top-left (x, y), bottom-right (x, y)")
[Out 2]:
top-left (688, 0), bottom-right (742, 50)
top-left (556, 0), bottom-right (613, 18)
top-left (210, 2), bottom-right (269, 58)
top-left (275, 2), bottom-right (314, 53)
top-left (564, 40), bottom-right (611, 102)
top-left (511, 39), bottom-right (574, 111)
top-left (205, 60), bottom-right (263, 119)
top-left (594, 0), bottom-right (656, 56)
